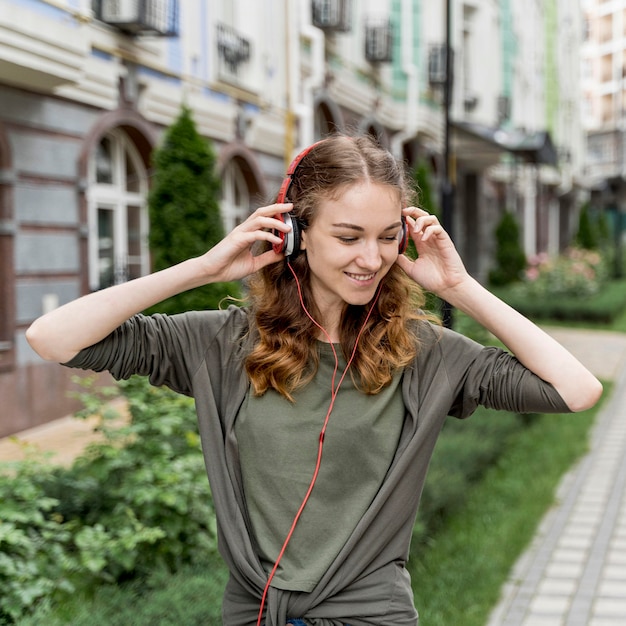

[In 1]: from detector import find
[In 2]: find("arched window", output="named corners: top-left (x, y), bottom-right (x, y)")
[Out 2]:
top-left (221, 159), bottom-right (250, 233)
top-left (87, 130), bottom-right (149, 290)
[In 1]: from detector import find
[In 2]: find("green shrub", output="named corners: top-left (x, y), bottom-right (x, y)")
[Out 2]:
top-left (489, 211), bottom-right (526, 286)
top-left (519, 248), bottom-right (609, 298)
top-left (0, 456), bottom-right (77, 624)
top-left (46, 376), bottom-right (217, 576)
top-left (413, 160), bottom-right (440, 218)
top-left (575, 203), bottom-right (598, 250)
top-left (0, 376), bottom-right (218, 623)
top-left (494, 277), bottom-right (626, 323)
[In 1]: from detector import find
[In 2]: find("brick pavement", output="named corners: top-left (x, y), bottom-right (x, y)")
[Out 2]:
top-left (487, 327), bottom-right (626, 626)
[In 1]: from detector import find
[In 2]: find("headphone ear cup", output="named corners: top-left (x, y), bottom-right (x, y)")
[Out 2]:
top-left (398, 216), bottom-right (409, 254)
top-left (273, 212), bottom-right (301, 257)
top-left (290, 215), bottom-right (301, 258)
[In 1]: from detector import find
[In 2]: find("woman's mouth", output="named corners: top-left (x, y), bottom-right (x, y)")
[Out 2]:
top-left (345, 272), bottom-right (377, 282)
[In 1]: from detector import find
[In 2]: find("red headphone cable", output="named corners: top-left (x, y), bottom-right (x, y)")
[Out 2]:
top-left (255, 263), bottom-right (381, 625)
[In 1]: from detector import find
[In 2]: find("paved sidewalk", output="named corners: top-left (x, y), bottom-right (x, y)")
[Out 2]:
top-left (0, 397), bottom-right (128, 466)
top-left (487, 327), bottom-right (626, 626)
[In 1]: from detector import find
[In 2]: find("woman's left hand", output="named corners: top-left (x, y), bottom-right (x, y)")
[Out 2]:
top-left (395, 207), bottom-right (470, 298)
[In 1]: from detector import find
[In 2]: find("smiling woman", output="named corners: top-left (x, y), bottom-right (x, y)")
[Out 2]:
top-left (25, 134), bottom-right (602, 626)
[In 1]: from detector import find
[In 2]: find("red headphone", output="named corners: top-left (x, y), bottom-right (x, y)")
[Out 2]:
top-left (272, 141), bottom-right (409, 258)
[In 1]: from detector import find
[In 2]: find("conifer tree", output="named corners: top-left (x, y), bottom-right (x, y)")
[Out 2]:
top-left (575, 203), bottom-right (599, 250)
top-left (489, 211), bottom-right (526, 286)
top-left (147, 106), bottom-right (240, 314)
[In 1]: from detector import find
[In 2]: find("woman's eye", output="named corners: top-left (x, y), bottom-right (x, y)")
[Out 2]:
top-left (338, 236), bottom-right (357, 243)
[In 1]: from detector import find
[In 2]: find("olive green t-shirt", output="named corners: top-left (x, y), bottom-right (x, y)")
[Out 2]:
top-left (235, 341), bottom-right (405, 592)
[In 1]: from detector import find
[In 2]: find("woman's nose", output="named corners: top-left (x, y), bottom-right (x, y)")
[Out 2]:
top-left (356, 240), bottom-right (382, 269)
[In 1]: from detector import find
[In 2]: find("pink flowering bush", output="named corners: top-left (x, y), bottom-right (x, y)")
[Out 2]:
top-left (515, 248), bottom-right (609, 298)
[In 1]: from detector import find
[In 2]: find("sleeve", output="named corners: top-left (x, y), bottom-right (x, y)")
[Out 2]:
top-left (63, 308), bottom-right (241, 397)
top-left (418, 324), bottom-right (571, 419)
top-left (450, 345), bottom-right (571, 418)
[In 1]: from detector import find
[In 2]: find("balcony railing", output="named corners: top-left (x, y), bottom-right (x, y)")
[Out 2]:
top-left (216, 23), bottom-right (251, 74)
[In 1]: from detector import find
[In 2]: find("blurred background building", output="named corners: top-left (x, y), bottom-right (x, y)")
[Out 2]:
top-left (0, 0), bottom-right (586, 435)
top-left (581, 0), bottom-right (626, 257)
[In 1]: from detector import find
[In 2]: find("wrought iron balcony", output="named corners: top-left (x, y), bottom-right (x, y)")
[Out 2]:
top-left (216, 23), bottom-right (251, 75)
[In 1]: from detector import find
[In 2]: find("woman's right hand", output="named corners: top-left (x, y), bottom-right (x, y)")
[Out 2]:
top-left (198, 203), bottom-right (293, 284)
top-left (26, 203), bottom-right (294, 363)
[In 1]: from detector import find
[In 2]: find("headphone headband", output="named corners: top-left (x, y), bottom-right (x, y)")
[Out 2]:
top-left (273, 142), bottom-right (323, 256)
top-left (276, 141), bottom-right (324, 204)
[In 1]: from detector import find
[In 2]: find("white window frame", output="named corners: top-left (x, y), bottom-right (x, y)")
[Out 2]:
top-left (221, 160), bottom-right (250, 234)
top-left (87, 129), bottom-right (149, 291)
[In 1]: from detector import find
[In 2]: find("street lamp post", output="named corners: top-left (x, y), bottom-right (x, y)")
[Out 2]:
top-left (441, 0), bottom-right (455, 328)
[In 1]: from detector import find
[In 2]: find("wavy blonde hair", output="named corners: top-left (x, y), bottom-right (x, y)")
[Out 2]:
top-left (245, 134), bottom-right (437, 400)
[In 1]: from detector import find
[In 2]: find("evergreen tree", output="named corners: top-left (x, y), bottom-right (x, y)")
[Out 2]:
top-left (488, 211), bottom-right (526, 286)
top-left (147, 106), bottom-right (240, 314)
top-left (413, 160), bottom-right (440, 218)
top-left (575, 203), bottom-right (599, 250)
top-left (408, 160), bottom-right (440, 261)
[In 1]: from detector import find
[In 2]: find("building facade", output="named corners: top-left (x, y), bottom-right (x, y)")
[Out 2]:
top-left (581, 0), bottom-right (626, 245)
top-left (0, 0), bottom-right (585, 435)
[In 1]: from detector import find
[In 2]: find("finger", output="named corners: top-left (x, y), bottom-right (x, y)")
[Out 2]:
top-left (252, 248), bottom-right (285, 269)
top-left (256, 202), bottom-right (294, 217)
top-left (395, 253), bottom-right (414, 275)
top-left (235, 210), bottom-right (293, 237)
top-left (402, 206), bottom-right (430, 219)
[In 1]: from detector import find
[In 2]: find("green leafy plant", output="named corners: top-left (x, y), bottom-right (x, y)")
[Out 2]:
top-left (517, 247), bottom-right (609, 298)
top-left (0, 455), bottom-right (77, 623)
top-left (46, 376), bottom-right (217, 576)
top-left (0, 376), bottom-right (218, 623)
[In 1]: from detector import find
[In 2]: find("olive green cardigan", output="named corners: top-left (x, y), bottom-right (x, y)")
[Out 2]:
top-left (66, 306), bottom-right (568, 625)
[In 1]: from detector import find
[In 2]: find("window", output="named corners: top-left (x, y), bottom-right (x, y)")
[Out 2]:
top-left (87, 130), bottom-right (149, 290)
top-left (221, 159), bottom-right (250, 233)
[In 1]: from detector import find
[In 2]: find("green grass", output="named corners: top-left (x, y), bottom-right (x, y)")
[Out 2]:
top-left (409, 384), bottom-right (611, 626)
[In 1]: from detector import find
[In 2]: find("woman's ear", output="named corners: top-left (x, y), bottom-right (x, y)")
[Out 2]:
top-left (299, 228), bottom-right (307, 251)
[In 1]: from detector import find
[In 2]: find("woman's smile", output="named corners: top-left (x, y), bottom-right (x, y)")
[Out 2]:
top-left (345, 271), bottom-right (377, 283)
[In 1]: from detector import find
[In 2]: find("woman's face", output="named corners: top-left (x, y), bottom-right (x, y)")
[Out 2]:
top-left (300, 181), bottom-right (404, 324)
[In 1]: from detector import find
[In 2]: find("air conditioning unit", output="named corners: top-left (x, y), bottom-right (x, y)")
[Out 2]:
top-left (464, 92), bottom-right (479, 112)
top-left (365, 20), bottom-right (393, 64)
top-left (312, 0), bottom-right (352, 33)
top-left (497, 95), bottom-right (511, 123)
top-left (94, 0), bottom-right (178, 37)
top-left (428, 43), bottom-right (450, 86)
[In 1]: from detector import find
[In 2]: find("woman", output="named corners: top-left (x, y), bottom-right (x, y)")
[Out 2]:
top-left (26, 135), bottom-right (602, 625)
